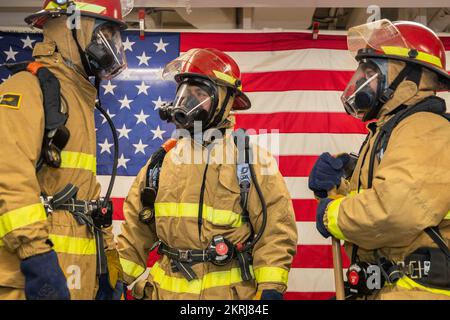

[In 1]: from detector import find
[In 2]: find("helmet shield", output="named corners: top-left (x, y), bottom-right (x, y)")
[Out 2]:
top-left (347, 19), bottom-right (408, 57)
top-left (163, 49), bottom-right (241, 88)
top-left (86, 22), bottom-right (127, 79)
top-left (341, 61), bottom-right (384, 119)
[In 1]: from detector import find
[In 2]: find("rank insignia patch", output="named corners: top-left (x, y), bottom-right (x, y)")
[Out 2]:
top-left (0, 93), bottom-right (22, 109)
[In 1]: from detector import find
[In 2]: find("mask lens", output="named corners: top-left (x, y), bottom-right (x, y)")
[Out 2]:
top-left (171, 82), bottom-right (215, 127)
top-left (341, 62), bottom-right (380, 119)
top-left (89, 23), bottom-right (127, 80)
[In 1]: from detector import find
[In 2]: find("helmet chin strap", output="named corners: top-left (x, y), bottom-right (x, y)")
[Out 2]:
top-left (71, 27), bottom-right (95, 79)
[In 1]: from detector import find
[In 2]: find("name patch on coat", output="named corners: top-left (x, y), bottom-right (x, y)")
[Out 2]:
top-left (0, 93), bottom-right (22, 109)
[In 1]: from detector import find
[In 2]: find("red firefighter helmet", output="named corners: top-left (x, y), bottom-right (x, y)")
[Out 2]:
top-left (348, 19), bottom-right (450, 88)
top-left (25, 0), bottom-right (132, 30)
top-left (163, 48), bottom-right (251, 110)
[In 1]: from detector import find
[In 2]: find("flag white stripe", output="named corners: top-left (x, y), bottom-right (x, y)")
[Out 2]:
top-left (235, 90), bottom-right (347, 114)
top-left (287, 268), bottom-right (348, 292)
top-left (227, 49), bottom-right (357, 73)
top-left (250, 133), bottom-right (367, 156)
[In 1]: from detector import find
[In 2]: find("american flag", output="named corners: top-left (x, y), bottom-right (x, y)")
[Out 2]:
top-left (1, 29), bottom-right (449, 300)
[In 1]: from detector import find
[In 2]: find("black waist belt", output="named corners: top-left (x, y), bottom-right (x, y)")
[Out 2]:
top-left (157, 241), bottom-right (254, 282)
top-left (41, 184), bottom-right (111, 277)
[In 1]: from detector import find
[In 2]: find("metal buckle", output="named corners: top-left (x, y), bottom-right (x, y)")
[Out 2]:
top-left (40, 195), bottom-right (54, 213)
top-left (178, 250), bottom-right (192, 263)
top-left (407, 260), bottom-right (423, 279)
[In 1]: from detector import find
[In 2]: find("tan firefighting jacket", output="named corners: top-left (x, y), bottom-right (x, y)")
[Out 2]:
top-left (118, 132), bottom-right (298, 300)
top-left (0, 17), bottom-right (115, 299)
top-left (324, 61), bottom-right (450, 299)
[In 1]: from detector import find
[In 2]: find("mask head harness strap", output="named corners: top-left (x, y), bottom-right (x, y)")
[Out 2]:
top-left (71, 27), bottom-right (95, 79)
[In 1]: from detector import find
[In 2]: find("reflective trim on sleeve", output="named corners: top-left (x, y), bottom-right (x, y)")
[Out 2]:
top-left (49, 234), bottom-right (96, 255)
top-left (155, 202), bottom-right (244, 228)
top-left (381, 46), bottom-right (443, 68)
top-left (396, 276), bottom-right (450, 297)
top-left (120, 257), bottom-right (146, 279)
top-left (444, 210), bottom-right (450, 220)
top-left (326, 197), bottom-right (346, 240)
top-left (0, 203), bottom-right (47, 238)
top-left (254, 267), bottom-right (289, 285)
top-left (60, 151), bottom-right (96, 174)
top-left (150, 262), bottom-right (254, 294)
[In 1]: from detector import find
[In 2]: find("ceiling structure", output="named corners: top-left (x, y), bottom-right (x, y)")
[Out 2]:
top-left (0, 1), bottom-right (448, 32)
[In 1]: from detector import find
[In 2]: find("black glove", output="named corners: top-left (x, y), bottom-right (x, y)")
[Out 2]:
top-left (20, 250), bottom-right (70, 300)
top-left (308, 152), bottom-right (350, 198)
top-left (260, 289), bottom-right (283, 300)
top-left (316, 198), bottom-right (333, 238)
top-left (95, 273), bottom-right (125, 300)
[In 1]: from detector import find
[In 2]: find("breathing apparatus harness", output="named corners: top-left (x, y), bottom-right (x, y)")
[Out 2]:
top-left (4, 27), bottom-right (120, 277)
top-left (345, 93), bottom-right (450, 298)
top-left (137, 128), bottom-right (268, 282)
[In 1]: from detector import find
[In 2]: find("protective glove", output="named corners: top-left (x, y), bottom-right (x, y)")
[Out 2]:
top-left (316, 198), bottom-right (333, 238)
top-left (308, 152), bottom-right (351, 199)
top-left (255, 289), bottom-right (284, 300)
top-left (20, 250), bottom-right (70, 300)
top-left (95, 249), bottom-right (124, 300)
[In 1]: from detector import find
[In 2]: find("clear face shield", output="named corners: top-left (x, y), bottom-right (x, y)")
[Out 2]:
top-left (160, 81), bottom-right (217, 129)
top-left (86, 22), bottom-right (127, 80)
top-left (341, 61), bottom-right (385, 119)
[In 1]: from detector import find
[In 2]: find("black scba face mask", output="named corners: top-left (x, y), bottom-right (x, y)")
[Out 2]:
top-left (341, 60), bottom-right (387, 121)
top-left (159, 79), bottom-right (218, 130)
top-left (85, 22), bottom-right (127, 80)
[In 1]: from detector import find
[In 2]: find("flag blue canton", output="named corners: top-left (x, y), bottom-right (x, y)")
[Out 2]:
top-left (0, 31), bottom-right (179, 177)
top-left (96, 31), bottom-right (179, 176)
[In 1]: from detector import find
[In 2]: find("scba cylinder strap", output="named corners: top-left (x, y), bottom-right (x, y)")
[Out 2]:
top-left (41, 183), bottom-right (113, 277)
top-left (157, 236), bottom-right (253, 282)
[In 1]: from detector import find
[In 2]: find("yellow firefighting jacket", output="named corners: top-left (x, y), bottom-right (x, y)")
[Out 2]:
top-left (324, 62), bottom-right (450, 299)
top-left (0, 17), bottom-right (115, 299)
top-left (118, 133), bottom-right (298, 300)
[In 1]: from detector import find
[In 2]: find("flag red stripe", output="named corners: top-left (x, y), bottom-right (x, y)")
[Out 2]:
top-left (180, 32), bottom-right (349, 52)
top-left (292, 199), bottom-right (318, 221)
top-left (284, 292), bottom-right (336, 300)
top-left (277, 155), bottom-right (318, 177)
top-left (181, 32), bottom-right (450, 53)
top-left (235, 112), bottom-right (368, 134)
top-left (112, 197), bottom-right (125, 220)
top-left (242, 70), bottom-right (354, 92)
top-left (293, 245), bottom-right (350, 268)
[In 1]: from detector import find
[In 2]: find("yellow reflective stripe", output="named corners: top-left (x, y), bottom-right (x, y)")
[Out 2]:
top-left (60, 151), bottom-right (96, 174)
top-left (381, 46), bottom-right (443, 68)
top-left (45, 1), bottom-right (106, 14)
top-left (326, 197), bottom-right (346, 240)
top-left (254, 267), bottom-right (289, 285)
top-left (396, 276), bottom-right (450, 297)
top-left (0, 203), bottom-right (47, 238)
top-left (212, 70), bottom-right (242, 90)
top-left (120, 258), bottom-right (146, 279)
top-left (49, 234), bottom-right (96, 255)
top-left (445, 210), bottom-right (450, 220)
top-left (155, 202), bottom-right (244, 228)
top-left (150, 262), bottom-right (254, 294)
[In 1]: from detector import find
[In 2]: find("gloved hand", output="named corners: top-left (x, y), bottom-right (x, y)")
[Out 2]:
top-left (20, 250), bottom-right (70, 300)
top-left (308, 152), bottom-right (351, 199)
top-left (316, 198), bottom-right (333, 238)
top-left (95, 249), bottom-right (124, 300)
top-left (256, 289), bottom-right (283, 300)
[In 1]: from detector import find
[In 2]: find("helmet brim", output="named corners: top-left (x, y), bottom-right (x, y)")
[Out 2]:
top-left (25, 10), bottom-right (128, 30)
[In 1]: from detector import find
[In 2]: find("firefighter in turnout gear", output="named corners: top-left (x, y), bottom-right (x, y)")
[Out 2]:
top-left (117, 48), bottom-right (298, 300)
top-left (0, 0), bottom-right (131, 300)
top-left (309, 19), bottom-right (450, 299)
